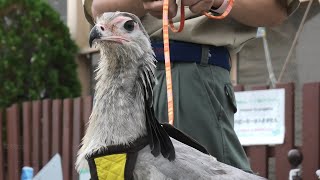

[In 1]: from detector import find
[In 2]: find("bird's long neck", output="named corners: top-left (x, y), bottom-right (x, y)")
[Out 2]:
top-left (82, 50), bottom-right (154, 155)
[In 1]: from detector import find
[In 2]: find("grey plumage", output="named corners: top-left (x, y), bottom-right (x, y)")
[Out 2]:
top-left (76, 11), bottom-right (265, 180)
top-left (134, 138), bottom-right (265, 180)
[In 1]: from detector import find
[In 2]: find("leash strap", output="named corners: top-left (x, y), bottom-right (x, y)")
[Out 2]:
top-left (163, 0), bottom-right (234, 125)
top-left (204, 0), bottom-right (234, 19)
top-left (163, 0), bottom-right (183, 125)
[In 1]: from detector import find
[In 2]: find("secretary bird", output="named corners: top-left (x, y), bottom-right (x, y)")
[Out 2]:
top-left (76, 11), bottom-right (265, 180)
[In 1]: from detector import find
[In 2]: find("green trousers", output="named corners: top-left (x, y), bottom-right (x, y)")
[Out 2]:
top-left (153, 62), bottom-right (252, 173)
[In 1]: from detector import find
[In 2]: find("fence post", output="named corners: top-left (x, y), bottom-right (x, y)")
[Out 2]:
top-left (82, 96), bottom-right (92, 137)
top-left (0, 110), bottom-right (4, 180)
top-left (72, 98), bottom-right (82, 180)
top-left (288, 149), bottom-right (303, 180)
top-left (42, 99), bottom-right (52, 165)
top-left (6, 104), bottom-right (20, 180)
top-left (275, 83), bottom-right (295, 180)
top-left (22, 102), bottom-right (32, 167)
top-left (302, 82), bottom-right (320, 180)
top-left (52, 99), bottom-right (62, 157)
top-left (62, 99), bottom-right (73, 179)
top-left (32, 101), bottom-right (42, 173)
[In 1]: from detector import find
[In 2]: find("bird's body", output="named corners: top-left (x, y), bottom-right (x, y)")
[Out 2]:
top-left (134, 138), bottom-right (265, 180)
top-left (76, 12), bottom-right (265, 180)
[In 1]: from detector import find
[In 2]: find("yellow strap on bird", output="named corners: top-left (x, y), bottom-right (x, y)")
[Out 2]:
top-left (94, 154), bottom-right (127, 180)
top-left (162, 0), bottom-right (234, 125)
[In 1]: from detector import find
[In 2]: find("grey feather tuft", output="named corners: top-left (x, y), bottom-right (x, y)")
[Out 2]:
top-left (75, 12), bottom-right (263, 180)
top-left (76, 11), bottom-right (174, 171)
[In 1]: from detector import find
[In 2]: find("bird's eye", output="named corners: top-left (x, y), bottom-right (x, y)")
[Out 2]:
top-left (123, 20), bottom-right (135, 32)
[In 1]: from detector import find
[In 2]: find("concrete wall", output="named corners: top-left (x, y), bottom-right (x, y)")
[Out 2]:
top-left (239, 2), bottom-right (319, 86)
top-left (296, 7), bottom-right (320, 83)
top-left (47, 0), bottom-right (93, 96)
top-left (47, 0), bottom-right (67, 23)
top-left (238, 2), bottom-right (320, 149)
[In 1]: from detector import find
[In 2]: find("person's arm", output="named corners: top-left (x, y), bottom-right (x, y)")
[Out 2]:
top-left (143, 0), bottom-right (288, 27)
top-left (229, 0), bottom-right (287, 27)
top-left (91, 0), bottom-right (146, 19)
top-left (91, 0), bottom-right (289, 27)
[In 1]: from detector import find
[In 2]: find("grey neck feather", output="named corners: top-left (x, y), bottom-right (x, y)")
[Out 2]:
top-left (80, 43), bottom-right (156, 158)
top-left (76, 12), bottom-right (157, 171)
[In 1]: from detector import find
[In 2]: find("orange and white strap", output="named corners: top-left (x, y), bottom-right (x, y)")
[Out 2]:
top-left (162, 0), bottom-right (234, 125)
top-left (163, 0), bottom-right (185, 125)
top-left (204, 0), bottom-right (234, 19)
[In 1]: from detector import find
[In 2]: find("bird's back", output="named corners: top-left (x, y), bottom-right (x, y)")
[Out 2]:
top-left (134, 138), bottom-right (266, 180)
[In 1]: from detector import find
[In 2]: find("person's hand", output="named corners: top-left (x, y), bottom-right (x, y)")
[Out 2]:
top-left (143, 0), bottom-right (223, 19)
top-left (184, 0), bottom-right (217, 14)
top-left (143, 0), bottom-right (178, 19)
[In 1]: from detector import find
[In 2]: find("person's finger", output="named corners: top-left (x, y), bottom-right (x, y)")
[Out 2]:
top-left (182, 0), bottom-right (200, 6)
top-left (168, 0), bottom-right (178, 19)
top-left (188, 0), bottom-right (214, 14)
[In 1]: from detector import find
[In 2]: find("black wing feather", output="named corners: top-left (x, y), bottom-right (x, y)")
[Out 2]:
top-left (139, 68), bottom-right (175, 161)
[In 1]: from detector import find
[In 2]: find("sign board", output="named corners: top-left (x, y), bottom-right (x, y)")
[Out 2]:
top-left (79, 169), bottom-right (91, 180)
top-left (234, 89), bottom-right (285, 146)
top-left (33, 154), bottom-right (63, 180)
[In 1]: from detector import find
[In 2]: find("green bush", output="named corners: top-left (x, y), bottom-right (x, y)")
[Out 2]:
top-left (0, 0), bottom-right (81, 108)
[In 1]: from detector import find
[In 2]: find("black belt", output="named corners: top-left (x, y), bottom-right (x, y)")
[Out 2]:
top-left (151, 41), bottom-right (231, 71)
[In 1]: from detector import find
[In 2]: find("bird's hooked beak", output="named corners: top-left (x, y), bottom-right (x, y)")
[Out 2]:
top-left (89, 25), bottom-right (101, 48)
top-left (89, 23), bottom-right (131, 47)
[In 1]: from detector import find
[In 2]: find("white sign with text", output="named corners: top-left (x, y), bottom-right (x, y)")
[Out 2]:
top-left (234, 89), bottom-right (285, 146)
top-left (33, 154), bottom-right (63, 180)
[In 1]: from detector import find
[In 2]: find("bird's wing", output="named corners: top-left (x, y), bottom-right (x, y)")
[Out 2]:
top-left (161, 123), bottom-right (209, 155)
top-left (138, 67), bottom-right (175, 161)
top-left (135, 138), bottom-right (266, 180)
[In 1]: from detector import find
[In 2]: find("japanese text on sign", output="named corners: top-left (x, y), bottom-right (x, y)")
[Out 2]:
top-left (234, 89), bottom-right (285, 146)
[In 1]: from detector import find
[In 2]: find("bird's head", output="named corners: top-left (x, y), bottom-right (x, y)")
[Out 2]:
top-left (89, 12), bottom-right (153, 60)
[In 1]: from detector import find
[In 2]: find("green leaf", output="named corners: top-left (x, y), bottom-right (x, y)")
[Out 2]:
top-left (0, 0), bottom-right (81, 108)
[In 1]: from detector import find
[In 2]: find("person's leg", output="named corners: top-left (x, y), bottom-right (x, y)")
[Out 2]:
top-left (206, 65), bottom-right (252, 173)
top-left (153, 62), bottom-right (252, 172)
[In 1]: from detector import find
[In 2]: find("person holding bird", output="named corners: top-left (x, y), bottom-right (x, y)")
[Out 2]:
top-left (76, 11), bottom-right (268, 179)
top-left (81, 0), bottom-right (299, 174)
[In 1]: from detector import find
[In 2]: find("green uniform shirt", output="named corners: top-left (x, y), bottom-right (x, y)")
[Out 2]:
top-left (82, 0), bottom-right (300, 173)
top-left (83, 0), bottom-right (299, 54)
